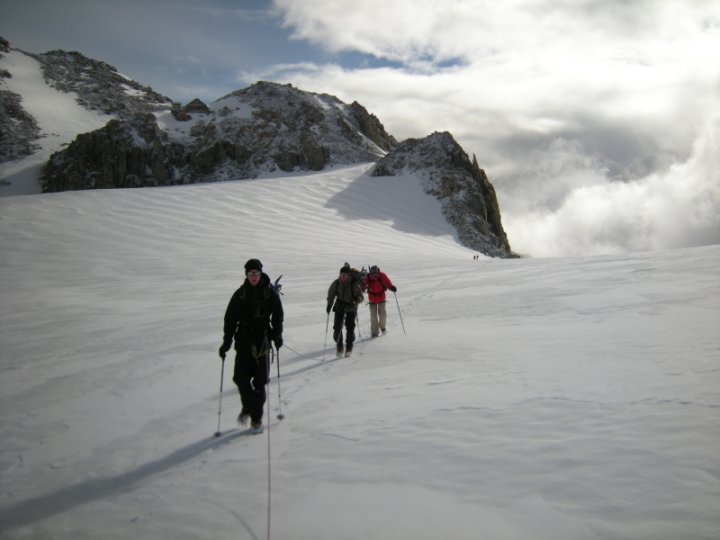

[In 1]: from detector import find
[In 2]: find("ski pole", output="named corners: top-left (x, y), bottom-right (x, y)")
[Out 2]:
top-left (393, 292), bottom-right (406, 335)
top-left (275, 346), bottom-right (285, 420)
top-left (214, 357), bottom-right (226, 437)
top-left (356, 308), bottom-right (363, 339)
top-left (324, 311), bottom-right (330, 355)
top-left (265, 350), bottom-right (272, 540)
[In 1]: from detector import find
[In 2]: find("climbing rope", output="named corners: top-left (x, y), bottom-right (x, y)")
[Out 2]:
top-left (266, 348), bottom-right (273, 540)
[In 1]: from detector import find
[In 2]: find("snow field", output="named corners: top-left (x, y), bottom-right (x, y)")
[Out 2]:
top-left (0, 164), bottom-right (718, 539)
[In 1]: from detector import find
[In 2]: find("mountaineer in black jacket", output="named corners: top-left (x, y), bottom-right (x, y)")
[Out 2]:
top-left (219, 258), bottom-right (283, 431)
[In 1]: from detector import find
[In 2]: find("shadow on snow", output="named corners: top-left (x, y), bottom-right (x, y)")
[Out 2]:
top-left (0, 429), bottom-right (251, 533)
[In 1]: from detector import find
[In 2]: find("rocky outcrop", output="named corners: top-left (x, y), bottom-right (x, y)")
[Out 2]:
top-left (184, 98), bottom-right (210, 113)
top-left (0, 89), bottom-right (41, 162)
top-left (171, 98), bottom-right (211, 121)
top-left (42, 114), bottom-right (185, 191)
top-left (209, 82), bottom-right (397, 172)
top-left (1, 43), bottom-right (173, 166)
top-left (42, 81), bottom-right (400, 189)
top-left (34, 49), bottom-right (172, 117)
top-left (373, 132), bottom-right (515, 258)
top-left (0, 38), bottom-right (41, 163)
top-left (349, 101), bottom-right (397, 152)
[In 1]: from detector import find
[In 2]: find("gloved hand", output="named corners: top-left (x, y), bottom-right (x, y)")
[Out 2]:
top-left (326, 303), bottom-right (332, 313)
top-left (390, 285), bottom-right (397, 293)
top-left (273, 335), bottom-right (283, 349)
top-left (218, 344), bottom-right (229, 360)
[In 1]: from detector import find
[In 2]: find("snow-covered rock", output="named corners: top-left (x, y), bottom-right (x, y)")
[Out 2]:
top-left (41, 81), bottom-right (398, 189)
top-left (374, 132), bottom-right (514, 257)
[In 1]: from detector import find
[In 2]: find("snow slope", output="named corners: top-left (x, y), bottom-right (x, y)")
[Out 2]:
top-left (0, 164), bottom-right (718, 540)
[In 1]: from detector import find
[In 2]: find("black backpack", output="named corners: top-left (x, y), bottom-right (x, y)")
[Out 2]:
top-left (341, 262), bottom-right (363, 287)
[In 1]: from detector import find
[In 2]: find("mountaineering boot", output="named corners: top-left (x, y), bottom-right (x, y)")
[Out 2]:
top-left (237, 410), bottom-right (250, 426)
top-left (381, 328), bottom-right (387, 335)
top-left (336, 343), bottom-right (344, 358)
top-left (345, 343), bottom-right (353, 358)
top-left (250, 420), bottom-right (264, 433)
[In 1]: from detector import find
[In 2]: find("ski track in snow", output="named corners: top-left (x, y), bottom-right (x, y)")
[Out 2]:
top-left (0, 164), bottom-right (719, 539)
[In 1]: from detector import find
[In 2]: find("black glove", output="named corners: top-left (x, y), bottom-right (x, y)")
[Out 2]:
top-left (218, 344), bottom-right (229, 360)
top-left (273, 335), bottom-right (283, 349)
top-left (326, 303), bottom-right (332, 313)
top-left (390, 285), bottom-right (397, 293)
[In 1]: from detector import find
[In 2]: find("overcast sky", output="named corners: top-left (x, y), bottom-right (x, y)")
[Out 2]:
top-left (1, 0), bottom-right (719, 256)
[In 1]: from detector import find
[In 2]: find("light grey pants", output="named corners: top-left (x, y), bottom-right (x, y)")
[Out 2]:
top-left (369, 302), bottom-right (387, 336)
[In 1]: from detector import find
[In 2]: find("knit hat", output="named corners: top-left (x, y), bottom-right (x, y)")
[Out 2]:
top-left (340, 263), bottom-right (351, 275)
top-left (244, 258), bottom-right (263, 273)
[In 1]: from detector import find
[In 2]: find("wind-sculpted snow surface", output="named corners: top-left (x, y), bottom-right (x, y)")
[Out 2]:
top-left (0, 166), bottom-right (719, 539)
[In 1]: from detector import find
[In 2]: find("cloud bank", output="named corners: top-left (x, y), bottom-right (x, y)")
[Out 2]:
top-left (252, 0), bottom-right (720, 256)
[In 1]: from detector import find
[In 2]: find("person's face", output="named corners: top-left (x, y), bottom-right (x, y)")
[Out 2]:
top-left (339, 272), bottom-right (349, 282)
top-left (247, 269), bottom-right (261, 286)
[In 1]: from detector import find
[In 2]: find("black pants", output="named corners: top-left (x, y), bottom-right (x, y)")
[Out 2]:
top-left (333, 305), bottom-right (357, 346)
top-left (232, 345), bottom-right (269, 424)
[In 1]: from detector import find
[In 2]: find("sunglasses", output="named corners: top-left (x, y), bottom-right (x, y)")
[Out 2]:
top-left (246, 270), bottom-right (261, 277)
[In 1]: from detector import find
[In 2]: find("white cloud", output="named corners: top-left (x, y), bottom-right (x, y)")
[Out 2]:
top-left (503, 115), bottom-right (720, 257)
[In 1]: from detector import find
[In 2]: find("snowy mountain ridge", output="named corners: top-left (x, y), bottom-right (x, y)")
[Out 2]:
top-left (0, 40), bottom-right (172, 163)
top-left (37, 79), bottom-right (398, 188)
top-left (31, 48), bottom-right (173, 117)
top-left (0, 39), bottom-right (514, 257)
top-left (0, 41), bottom-right (397, 184)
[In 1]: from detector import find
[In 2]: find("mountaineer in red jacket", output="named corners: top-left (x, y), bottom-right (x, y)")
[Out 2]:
top-left (362, 265), bottom-right (397, 338)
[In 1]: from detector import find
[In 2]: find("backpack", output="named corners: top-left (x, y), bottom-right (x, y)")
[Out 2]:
top-left (342, 262), bottom-right (364, 289)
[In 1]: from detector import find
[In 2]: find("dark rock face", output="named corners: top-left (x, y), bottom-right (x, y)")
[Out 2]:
top-left (373, 132), bottom-right (515, 258)
top-left (0, 38), bottom-right (42, 163)
top-left (349, 101), bottom-right (397, 152)
top-left (0, 89), bottom-right (41, 162)
top-left (42, 114), bottom-right (185, 191)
